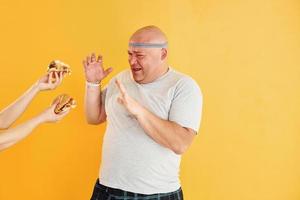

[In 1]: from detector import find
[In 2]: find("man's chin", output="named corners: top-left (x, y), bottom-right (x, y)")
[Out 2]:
top-left (132, 75), bottom-right (146, 83)
top-left (133, 78), bottom-right (143, 83)
top-left (131, 73), bottom-right (143, 83)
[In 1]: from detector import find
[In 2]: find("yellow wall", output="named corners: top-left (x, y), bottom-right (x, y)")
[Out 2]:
top-left (0, 0), bottom-right (300, 199)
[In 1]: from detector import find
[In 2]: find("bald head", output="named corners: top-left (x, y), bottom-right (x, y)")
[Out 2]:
top-left (127, 26), bottom-right (169, 84)
top-left (129, 26), bottom-right (168, 44)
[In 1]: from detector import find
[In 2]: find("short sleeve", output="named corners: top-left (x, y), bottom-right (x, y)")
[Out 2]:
top-left (103, 75), bottom-right (117, 103)
top-left (168, 77), bottom-right (203, 134)
top-left (101, 87), bottom-right (107, 103)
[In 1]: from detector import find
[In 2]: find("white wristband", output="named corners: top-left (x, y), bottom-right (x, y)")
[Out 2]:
top-left (86, 81), bottom-right (101, 87)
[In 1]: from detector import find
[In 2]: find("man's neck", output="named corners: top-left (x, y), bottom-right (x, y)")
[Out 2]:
top-left (152, 63), bottom-right (169, 81)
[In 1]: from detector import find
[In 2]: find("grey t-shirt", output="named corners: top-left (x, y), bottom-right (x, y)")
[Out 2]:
top-left (99, 67), bottom-right (202, 194)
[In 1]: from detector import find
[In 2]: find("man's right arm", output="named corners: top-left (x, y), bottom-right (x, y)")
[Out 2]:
top-left (82, 53), bottom-right (112, 125)
top-left (84, 85), bottom-right (106, 124)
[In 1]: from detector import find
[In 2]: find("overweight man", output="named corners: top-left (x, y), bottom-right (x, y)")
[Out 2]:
top-left (84, 25), bottom-right (202, 200)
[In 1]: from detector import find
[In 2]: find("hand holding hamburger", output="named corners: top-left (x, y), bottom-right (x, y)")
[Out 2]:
top-left (34, 60), bottom-right (71, 91)
top-left (47, 60), bottom-right (71, 83)
top-left (52, 94), bottom-right (76, 114)
top-left (36, 61), bottom-right (75, 122)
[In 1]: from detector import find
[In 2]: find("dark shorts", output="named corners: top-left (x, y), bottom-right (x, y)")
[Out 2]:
top-left (90, 179), bottom-right (184, 200)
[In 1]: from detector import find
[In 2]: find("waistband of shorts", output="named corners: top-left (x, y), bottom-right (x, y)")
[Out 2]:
top-left (95, 179), bottom-right (182, 197)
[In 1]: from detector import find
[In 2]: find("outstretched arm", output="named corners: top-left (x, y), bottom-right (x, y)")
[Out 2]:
top-left (0, 102), bottom-right (70, 151)
top-left (0, 72), bottom-right (63, 129)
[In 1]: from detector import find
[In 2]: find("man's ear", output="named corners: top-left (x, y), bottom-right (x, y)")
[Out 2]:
top-left (161, 48), bottom-right (168, 60)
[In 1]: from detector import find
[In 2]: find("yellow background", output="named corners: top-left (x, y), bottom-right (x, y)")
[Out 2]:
top-left (0, 0), bottom-right (300, 199)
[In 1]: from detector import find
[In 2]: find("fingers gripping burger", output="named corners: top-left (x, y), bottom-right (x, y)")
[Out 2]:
top-left (47, 60), bottom-right (71, 82)
top-left (52, 94), bottom-right (76, 114)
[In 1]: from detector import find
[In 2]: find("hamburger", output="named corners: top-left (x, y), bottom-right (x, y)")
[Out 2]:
top-left (52, 94), bottom-right (76, 114)
top-left (47, 60), bottom-right (71, 82)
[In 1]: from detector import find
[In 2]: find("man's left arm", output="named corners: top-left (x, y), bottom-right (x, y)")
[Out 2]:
top-left (135, 107), bottom-right (196, 154)
top-left (115, 79), bottom-right (202, 155)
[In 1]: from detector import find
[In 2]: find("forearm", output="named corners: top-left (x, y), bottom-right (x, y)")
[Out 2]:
top-left (84, 85), bottom-right (104, 124)
top-left (0, 115), bottom-right (44, 151)
top-left (136, 108), bottom-right (192, 154)
top-left (0, 83), bottom-right (40, 129)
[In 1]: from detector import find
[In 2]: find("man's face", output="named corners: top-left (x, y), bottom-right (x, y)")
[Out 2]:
top-left (127, 46), bottom-right (163, 84)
